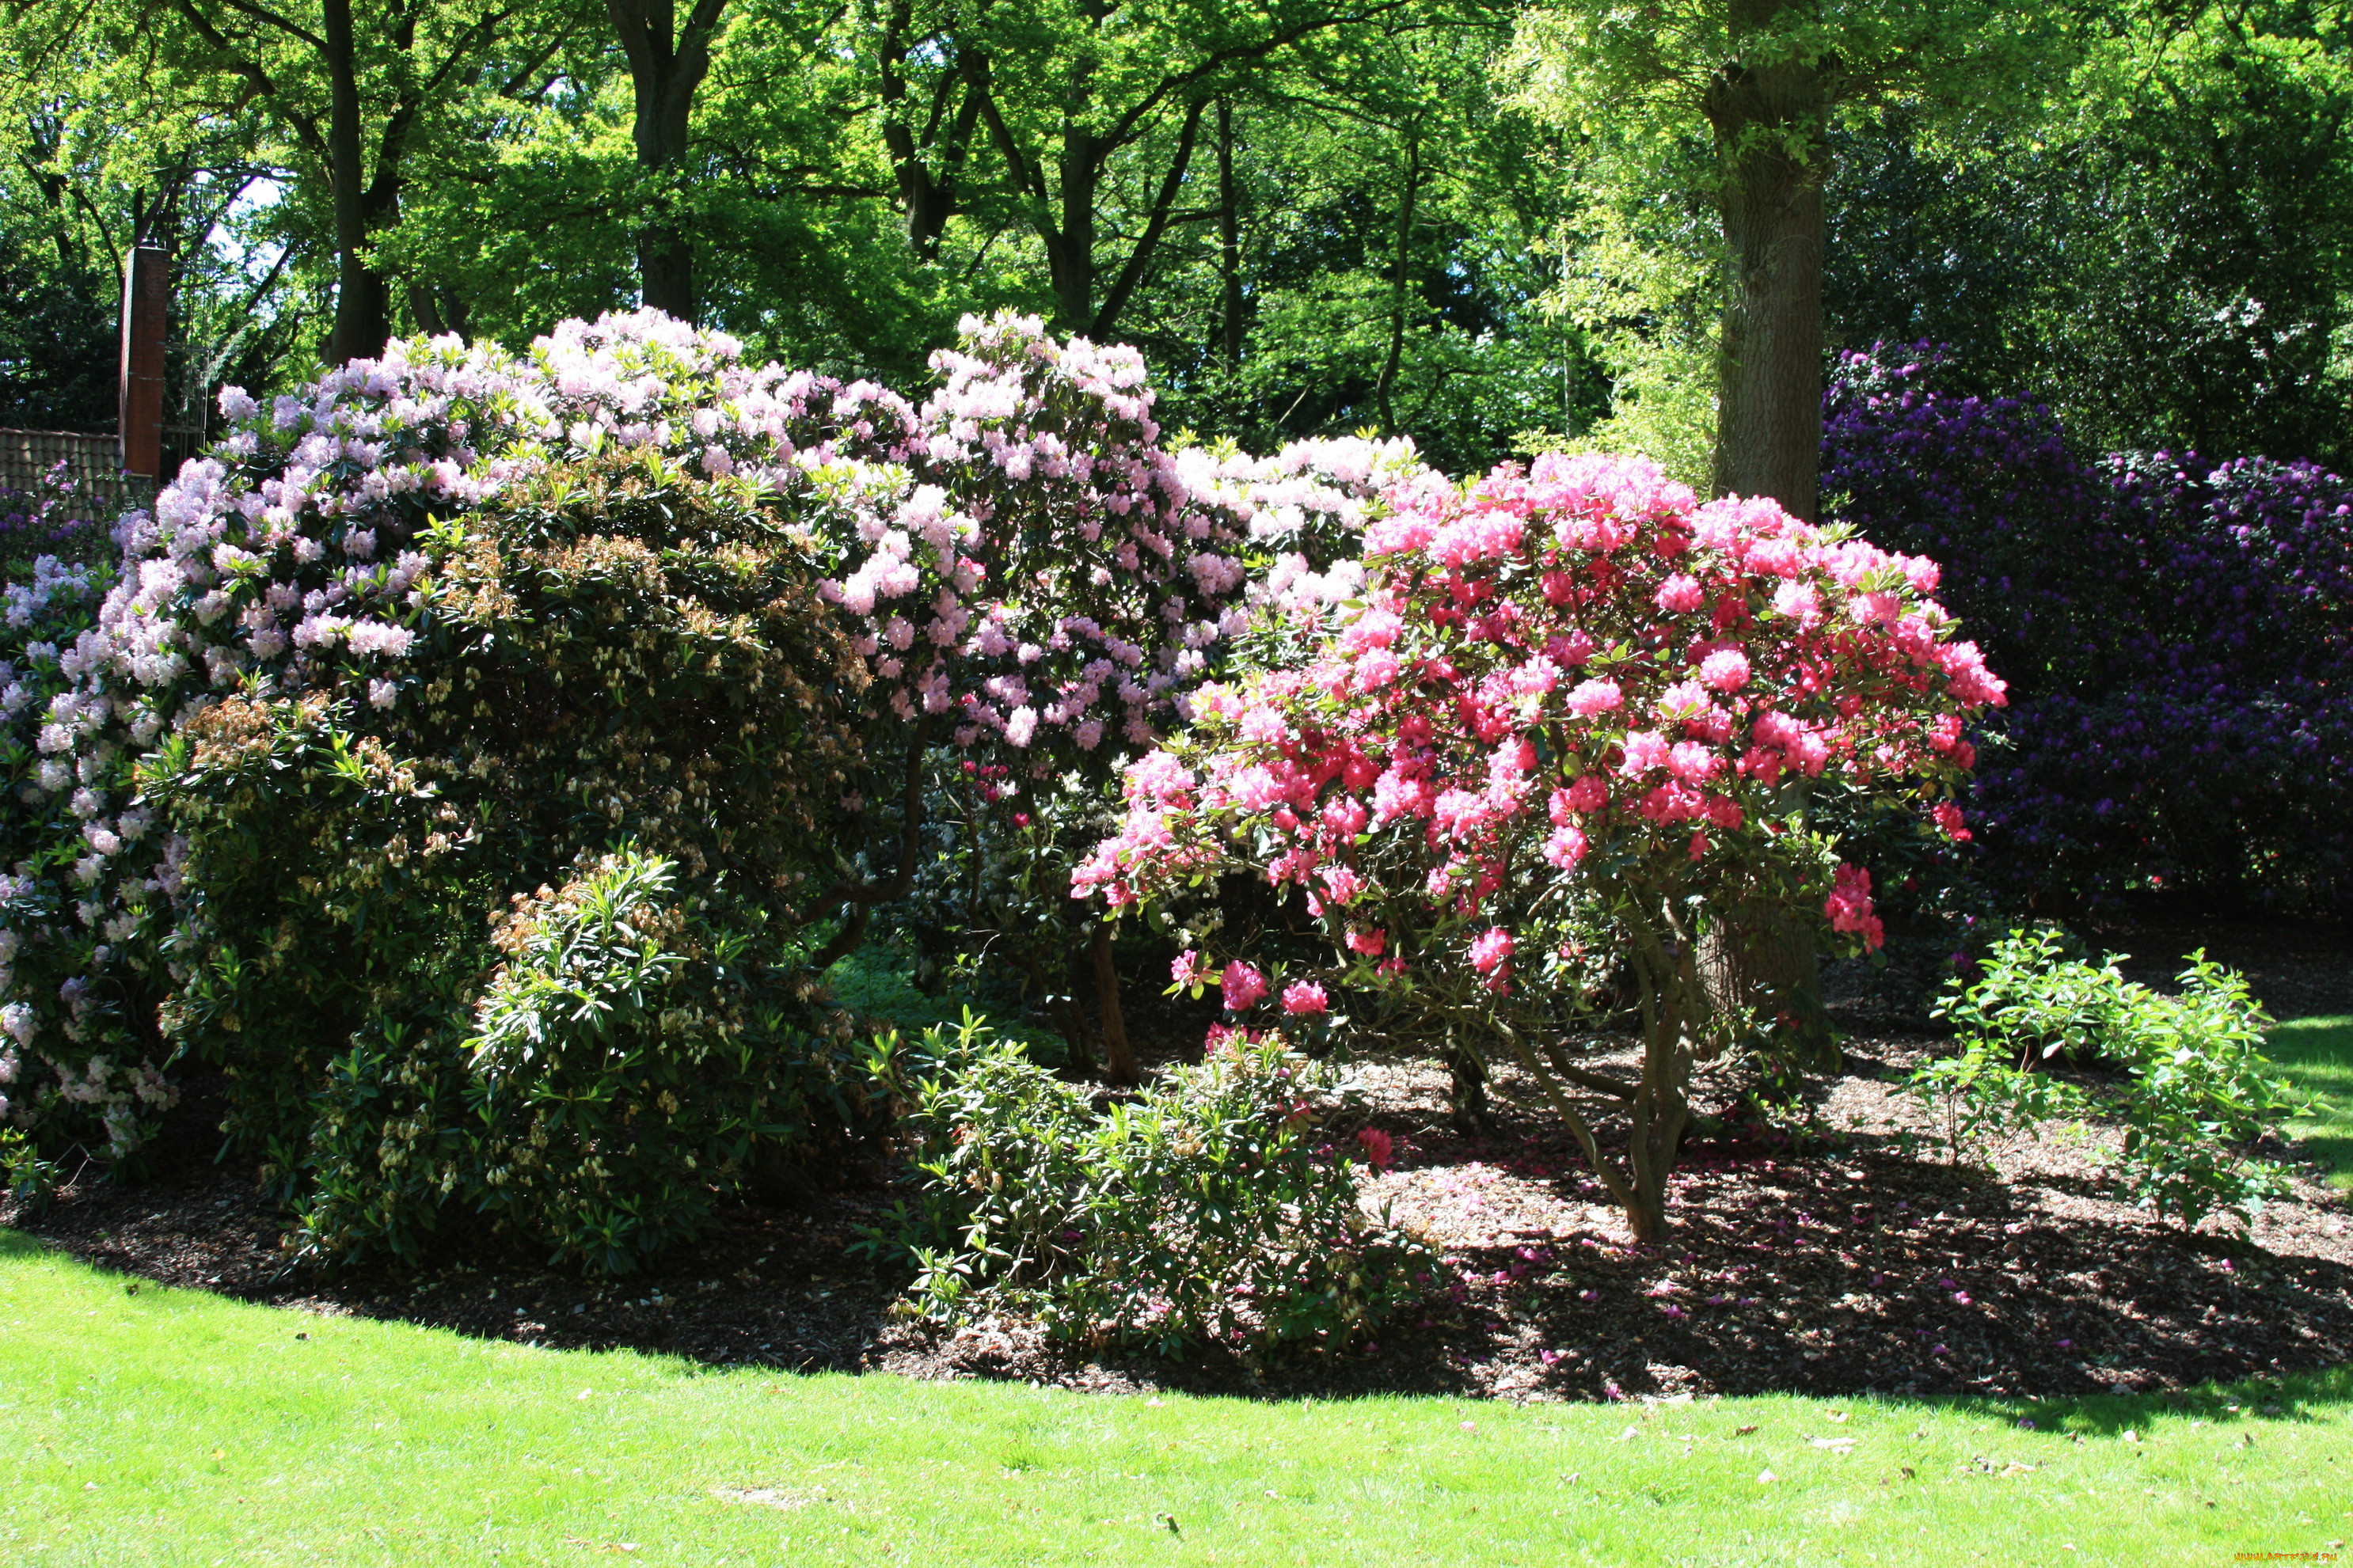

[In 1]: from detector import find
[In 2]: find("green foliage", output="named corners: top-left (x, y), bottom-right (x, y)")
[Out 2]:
top-left (1910, 931), bottom-right (2309, 1225)
top-left (11, 1229), bottom-right (2353, 1566)
top-left (865, 1015), bottom-right (1429, 1357)
top-left (1829, 6), bottom-right (2353, 469)
top-left (135, 450), bottom-right (882, 1269)
top-left (2267, 1014), bottom-right (2353, 1190)
top-left (1932, 925), bottom-right (2118, 1065)
top-left (822, 941), bottom-right (1068, 1067)
top-left (291, 849), bottom-right (884, 1274)
top-left (0, 1125), bottom-right (62, 1213)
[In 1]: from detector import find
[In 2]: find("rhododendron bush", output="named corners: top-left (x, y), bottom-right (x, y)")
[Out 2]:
top-left (1823, 346), bottom-right (2353, 907)
top-left (877, 425), bottom-right (1441, 1078)
top-left (1078, 453), bottom-right (2005, 1240)
top-left (0, 304), bottom-right (1460, 1266)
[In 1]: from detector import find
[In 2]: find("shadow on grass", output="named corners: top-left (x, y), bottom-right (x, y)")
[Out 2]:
top-left (2273, 1015), bottom-right (2353, 1190)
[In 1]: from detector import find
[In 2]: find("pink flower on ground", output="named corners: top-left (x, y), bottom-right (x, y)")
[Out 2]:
top-left (1468, 928), bottom-right (1514, 974)
top-left (1281, 980), bottom-right (1329, 1016)
top-left (1222, 960), bottom-right (1268, 1011)
top-left (1356, 1128), bottom-right (1394, 1171)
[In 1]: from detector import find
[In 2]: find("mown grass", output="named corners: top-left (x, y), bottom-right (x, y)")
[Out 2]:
top-left (2, 1230), bottom-right (2347, 1566)
top-left (2274, 1013), bottom-right (2353, 1190)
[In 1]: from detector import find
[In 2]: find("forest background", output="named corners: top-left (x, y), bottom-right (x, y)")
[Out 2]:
top-left (1, 0), bottom-right (2347, 492)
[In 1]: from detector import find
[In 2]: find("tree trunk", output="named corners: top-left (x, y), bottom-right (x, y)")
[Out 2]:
top-left (1375, 123), bottom-right (1421, 432)
top-left (1215, 100), bottom-right (1244, 371)
top-left (608, 0), bottom-right (725, 323)
top-left (1088, 923), bottom-right (1137, 1085)
top-left (1052, 120), bottom-right (1097, 332)
top-left (322, 0), bottom-right (392, 363)
top-left (1702, 17), bottom-right (1827, 522)
top-left (1699, 897), bottom-right (1837, 1084)
top-left (1700, 17), bottom-right (1832, 1054)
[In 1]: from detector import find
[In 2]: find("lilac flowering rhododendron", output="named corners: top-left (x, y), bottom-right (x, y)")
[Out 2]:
top-left (1078, 451), bottom-right (2003, 1240)
top-left (0, 306), bottom-right (1458, 1171)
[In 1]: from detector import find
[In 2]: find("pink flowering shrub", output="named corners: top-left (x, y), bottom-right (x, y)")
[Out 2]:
top-left (846, 385), bottom-right (1441, 1075)
top-left (1078, 452), bottom-right (2004, 1240)
top-left (0, 303), bottom-right (1441, 1262)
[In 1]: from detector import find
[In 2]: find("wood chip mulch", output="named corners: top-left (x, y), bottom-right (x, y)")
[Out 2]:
top-left (6, 912), bottom-right (2349, 1404)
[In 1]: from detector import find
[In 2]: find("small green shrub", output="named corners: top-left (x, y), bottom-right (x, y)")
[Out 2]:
top-left (291, 849), bottom-right (884, 1273)
top-left (1933, 925), bottom-right (2126, 1064)
top-left (865, 1018), bottom-right (1429, 1357)
top-left (1910, 932), bottom-right (2308, 1225)
top-left (0, 1126), bottom-right (62, 1213)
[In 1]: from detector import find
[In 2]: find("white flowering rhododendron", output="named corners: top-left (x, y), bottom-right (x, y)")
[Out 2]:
top-left (0, 306), bottom-right (1441, 1160)
top-left (1076, 452), bottom-right (2006, 1242)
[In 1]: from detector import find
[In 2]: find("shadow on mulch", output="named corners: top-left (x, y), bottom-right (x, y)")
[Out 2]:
top-left (6, 909), bottom-right (2351, 1406)
top-left (11, 1088), bottom-right (2349, 1410)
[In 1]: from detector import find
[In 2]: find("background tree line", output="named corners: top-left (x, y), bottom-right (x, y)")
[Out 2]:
top-left (1, 0), bottom-right (2346, 481)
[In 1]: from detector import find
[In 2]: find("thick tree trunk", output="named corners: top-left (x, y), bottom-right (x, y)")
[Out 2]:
top-left (1703, 18), bottom-right (1827, 522)
top-left (1052, 122), bottom-right (1097, 332)
top-left (1375, 123), bottom-right (1421, 432)
top-left (608, 0), bottom-right (725, 323)
top-left (1215, 100), bottom-right (1243, 370)
top-left (1699, 898), bottom-right (1837, 1082)
top-left (1701, 13), bottom-right (1833, 1055)
top-left (322, 0), bottom-right (392, 363)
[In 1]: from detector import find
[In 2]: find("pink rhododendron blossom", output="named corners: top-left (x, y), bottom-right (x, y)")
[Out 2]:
top-left (1222, 961), bottom-right (1268, 1011)
top-left (1619, 731), bottom-right (1671, 775)
top-left (1072, 448), bottom-right (1999, 1243)
top-left (1698, 648), bottom-right (1750, 691)
top-left (1356, 1127), bottom-right (1394, 1171)
top-left (1281, 980), bottom-right (1329, 1016)
top-left (1824, 864), bottom-right (1884, 950)
top-left (1565, 678), bottom-right (1622, 716)
top-left (1468, 928), bottom-right (1514, 974)
top-left (1654, 574), bottom-right (1704, 613)
top-left (1172, 950), bottom-right (1204, 987)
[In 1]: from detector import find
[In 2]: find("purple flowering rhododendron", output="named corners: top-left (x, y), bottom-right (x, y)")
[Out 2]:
top-left (1823, 346), bottom-right (2353, 905)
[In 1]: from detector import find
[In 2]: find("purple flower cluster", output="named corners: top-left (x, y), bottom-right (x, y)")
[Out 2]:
top-left (1824, 345), bottom-right (2353, 906)
top-left (0, 462), bottom-right (109, 564)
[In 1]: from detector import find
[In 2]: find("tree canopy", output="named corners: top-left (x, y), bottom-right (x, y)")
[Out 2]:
top-left (0, 0), bottom-right (2345, 475)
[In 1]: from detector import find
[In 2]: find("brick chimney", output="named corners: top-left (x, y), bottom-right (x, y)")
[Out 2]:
top-left (117, 243), bottom-right (169, 482)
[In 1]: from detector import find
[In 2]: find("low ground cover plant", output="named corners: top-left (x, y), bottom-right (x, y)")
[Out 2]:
top-left (1908, 928), bottom-right (2307, 1224)
top-left (865, 1014), bottom-right (1427, 1357)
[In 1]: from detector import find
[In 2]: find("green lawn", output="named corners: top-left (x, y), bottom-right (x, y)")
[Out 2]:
top-left (2, 1232), bottom-right (2348, 1566)
top-left (2274, 1013), bottom-right (2353, 1190)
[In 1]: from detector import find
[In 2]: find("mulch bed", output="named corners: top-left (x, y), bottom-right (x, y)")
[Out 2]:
top-left (8, 913), bottom-right (2351, 1405)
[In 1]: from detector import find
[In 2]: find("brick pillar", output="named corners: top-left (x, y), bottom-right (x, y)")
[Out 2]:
top-left (117, 244), bottom-right (169, 481)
